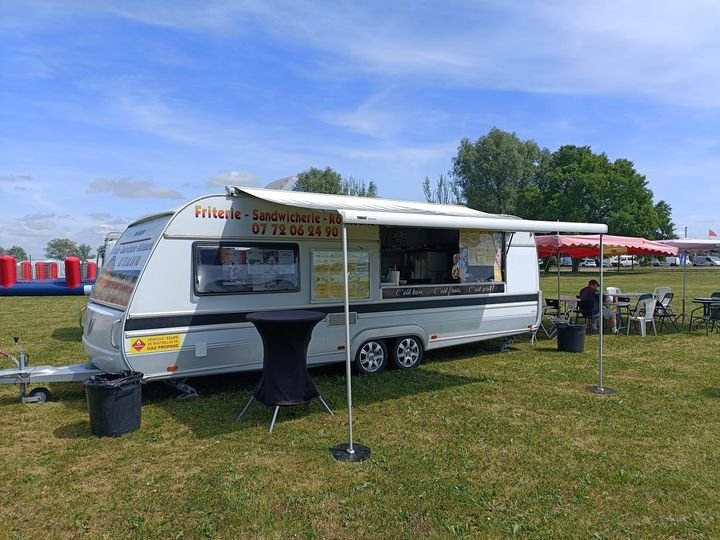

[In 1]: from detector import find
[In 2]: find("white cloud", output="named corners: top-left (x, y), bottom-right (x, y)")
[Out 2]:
top-left (88, 178), bottom-right (183, 199)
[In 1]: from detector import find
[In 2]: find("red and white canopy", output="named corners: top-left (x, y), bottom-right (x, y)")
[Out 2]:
top-left (536, 234), bottom-right (679, 258)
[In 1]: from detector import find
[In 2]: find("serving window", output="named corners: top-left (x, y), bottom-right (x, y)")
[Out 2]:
top-left (379, 227), bottom-right (505, 296)
top-left (194, 242), bottom-right (299, 295)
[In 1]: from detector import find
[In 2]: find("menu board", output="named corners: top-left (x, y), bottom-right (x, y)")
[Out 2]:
top-left (459, 230), bottom-right (504, 282)
top-left (312, 250), bottom-right (370, 302)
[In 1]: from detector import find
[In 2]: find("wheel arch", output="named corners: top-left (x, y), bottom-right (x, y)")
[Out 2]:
top-left (350, 325), bottom-right (428, 360)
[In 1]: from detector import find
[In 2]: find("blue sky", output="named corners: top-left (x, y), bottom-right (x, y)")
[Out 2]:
top-left (2, 1), bottom-right (719, 258)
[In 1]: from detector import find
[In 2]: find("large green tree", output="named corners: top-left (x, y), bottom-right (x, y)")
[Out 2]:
top-left (45, 238), bottom-right (79, 259)
top-left (0, 245), bottom-right (28, 260)
top-left (294, 167), bottom-right (378, 197)
top-left (77, 243), bottom-right (94, 261)
top-left (294, 167), bottom-right (343, 194)
top-left (451, 127), bottom-right (541, 215)
top-left (526, 146), bottom-right (675, 239)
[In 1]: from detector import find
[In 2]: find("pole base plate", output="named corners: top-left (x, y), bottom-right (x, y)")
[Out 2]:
top-left (330, 443), bottom-right (371, 462)
top-left (585, 385), bottom-right (616, 395)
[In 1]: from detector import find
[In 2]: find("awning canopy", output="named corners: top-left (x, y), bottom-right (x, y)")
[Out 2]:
top-left (656, 239), bottom-right (720, 252)
top-left (536, 234), bottom-right (679, 258)
top-left (230, 186), bottom-right (608, 234)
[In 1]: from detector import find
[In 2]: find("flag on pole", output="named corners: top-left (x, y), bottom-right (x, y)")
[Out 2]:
top-left (710, 229), bottom-right (717, 237)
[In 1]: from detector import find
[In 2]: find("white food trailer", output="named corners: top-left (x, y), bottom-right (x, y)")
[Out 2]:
top-left (1, 186), bottom-right (606, 400)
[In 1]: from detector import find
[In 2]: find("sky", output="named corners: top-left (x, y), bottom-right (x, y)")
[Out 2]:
top-left (2, 0), bottom-right (719, 259)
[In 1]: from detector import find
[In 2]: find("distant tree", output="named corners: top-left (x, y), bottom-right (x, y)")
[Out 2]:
top-left (7, 246), bottom-right (28, 260)
top-left (294, 167), bottom-right (343, 194)
top-left (342, 176), bottom-right (378, 197)
top-left (526, 146), bottom-right (673, 239)
top-left (77, 243), bottom-right (94, 261)
top-left (451, 127), bottom-right (541, 214)
top-left (294, 167), bottom-right (379, 197)
top-left (653, 200), bottom-right (676, 240)
top-left (422, 174), bottom-right (460, 204)
top-left (45, 238), bottom-right (79, 260)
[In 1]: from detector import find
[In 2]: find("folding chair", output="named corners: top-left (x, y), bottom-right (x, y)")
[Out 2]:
top-left (654, 292), bottom-right (680, 332)
top-left (575, 300), bottom-right (596, 333)
top-left (538, 298), bottom-right (563, 340)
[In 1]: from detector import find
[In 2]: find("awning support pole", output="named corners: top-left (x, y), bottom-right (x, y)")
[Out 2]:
top-left (331, 221), bottom-right (371, 462)
top-left (587, 233), bottom-right (615, 395)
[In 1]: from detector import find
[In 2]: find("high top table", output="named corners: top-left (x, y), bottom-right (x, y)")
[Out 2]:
top-left (236, 310), bottom-right (333, 432)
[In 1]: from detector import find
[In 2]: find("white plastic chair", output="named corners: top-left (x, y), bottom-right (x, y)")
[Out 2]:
top-left (626, 297), bottom-right (657, 336)
top-left (653, 286), bottom-right (672, 302)
top-left (606, 286), bottom-right (621, 297)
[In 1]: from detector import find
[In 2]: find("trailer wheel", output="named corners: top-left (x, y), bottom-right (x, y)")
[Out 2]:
top-left (391, 336), bottom-right (423, 369)
top-left (355, 340), bottom-right (387, 374)
top-left (28, 387), bottom-right (51, 403)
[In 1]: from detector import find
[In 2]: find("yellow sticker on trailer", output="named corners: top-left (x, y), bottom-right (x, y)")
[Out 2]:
top-left (128, 334), bottom-right (181, 354)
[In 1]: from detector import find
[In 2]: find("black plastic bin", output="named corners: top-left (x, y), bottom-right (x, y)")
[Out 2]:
top-left (83, 371), bottom-right (143, 437)
top-left (556, 322), bottom-right (585, 353)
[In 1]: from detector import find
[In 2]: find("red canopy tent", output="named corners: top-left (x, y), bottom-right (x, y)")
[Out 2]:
top-left (536, 234), bottom-right (679, 258)
top-left (535, 234), bottom-right (679, 395)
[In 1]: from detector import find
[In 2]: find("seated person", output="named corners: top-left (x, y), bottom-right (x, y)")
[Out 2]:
top-left (579, 279), bottom-right (618, 334)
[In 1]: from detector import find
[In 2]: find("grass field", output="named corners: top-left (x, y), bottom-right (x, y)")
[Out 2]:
top-left (1, 267), bottom-right (719, 538)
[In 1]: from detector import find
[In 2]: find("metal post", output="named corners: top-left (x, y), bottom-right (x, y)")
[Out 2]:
top-left (331, 221), bottom-right (371, 461)
top-left (587, 234), bottom-right (615, 395)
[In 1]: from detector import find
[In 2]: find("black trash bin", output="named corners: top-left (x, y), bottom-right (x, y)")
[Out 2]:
top-left (83, 371), bottom-right (143, 437)
top-left (556, 322), bottom-right (585, 353)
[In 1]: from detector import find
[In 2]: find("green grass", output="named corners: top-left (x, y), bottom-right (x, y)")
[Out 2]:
top-left (1, 267), bottom-right (720, 538)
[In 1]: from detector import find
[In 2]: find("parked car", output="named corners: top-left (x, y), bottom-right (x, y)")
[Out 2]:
top-left (560, 256), bottom-right (572, 267)
top-left (579, 258), bottom-right (597, 267)
top-left (693, 255), bottom-right (720, 267)
top-left (608, 255), bottom-right (636, 267)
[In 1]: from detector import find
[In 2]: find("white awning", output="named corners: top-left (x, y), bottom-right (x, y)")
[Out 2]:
top-left (229, 186), bottom-right (607, 234)
top-left (657, 239), bottom-right (720, 252)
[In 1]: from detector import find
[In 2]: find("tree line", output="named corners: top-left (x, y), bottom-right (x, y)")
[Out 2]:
top-left (4, 130), bottom-right (675, 262)
top-left (0, 238), bottom-right (94, 261)
top-left (293, 127), bottom-right (676, 239)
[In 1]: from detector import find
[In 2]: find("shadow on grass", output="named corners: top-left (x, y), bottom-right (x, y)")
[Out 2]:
top-left (36, 339), bottom-right (503, 439)
top-left (53, 420), bottom-right (92, 439)
top-left (702, 388), bottom-right (720, 399)
top-left (51, 327), bottom-right (83, 342)
top-left (154, 359), bottom-right (487, 438)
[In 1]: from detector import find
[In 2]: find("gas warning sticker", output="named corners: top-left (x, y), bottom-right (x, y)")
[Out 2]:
top-left (128, 334), bottom-right (181, 354)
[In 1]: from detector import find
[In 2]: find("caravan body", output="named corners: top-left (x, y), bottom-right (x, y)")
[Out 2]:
top-left (82, 187), bottom-right (606, 381)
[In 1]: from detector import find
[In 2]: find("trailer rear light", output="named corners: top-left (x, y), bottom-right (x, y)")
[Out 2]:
top-left (166, 365), bottom-right (178, 372)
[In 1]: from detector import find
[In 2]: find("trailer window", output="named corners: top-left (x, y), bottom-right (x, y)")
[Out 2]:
top-left (194, 242), bottom-right (299, 295)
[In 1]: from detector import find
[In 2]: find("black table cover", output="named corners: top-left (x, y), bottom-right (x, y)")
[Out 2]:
top-left (246, 310), bottom-right (326, 406)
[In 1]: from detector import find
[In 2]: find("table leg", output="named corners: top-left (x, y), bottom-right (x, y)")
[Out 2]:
top-left (268, 406), bottom-right (281, 433)
top-left (236, 395), bottom-right (255, 422)
top-left (318, 395), bottom-right (334, 416)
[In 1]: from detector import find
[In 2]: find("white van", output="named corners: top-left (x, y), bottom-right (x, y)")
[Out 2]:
top-left (693, 255), bottom-right (720, 267)
top-left (609, 255), bottom-right (636, 267)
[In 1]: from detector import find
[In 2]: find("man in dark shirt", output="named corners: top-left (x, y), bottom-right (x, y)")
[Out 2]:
top-left (579, 279), bottom-right (618, 334)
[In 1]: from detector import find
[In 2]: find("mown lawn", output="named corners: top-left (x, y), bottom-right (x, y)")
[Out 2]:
top-left (0, 266), bottom-right (719, 538)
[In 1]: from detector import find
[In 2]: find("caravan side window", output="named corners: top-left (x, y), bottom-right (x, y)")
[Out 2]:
top-left (193, 242), bottom-right (300, 295)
